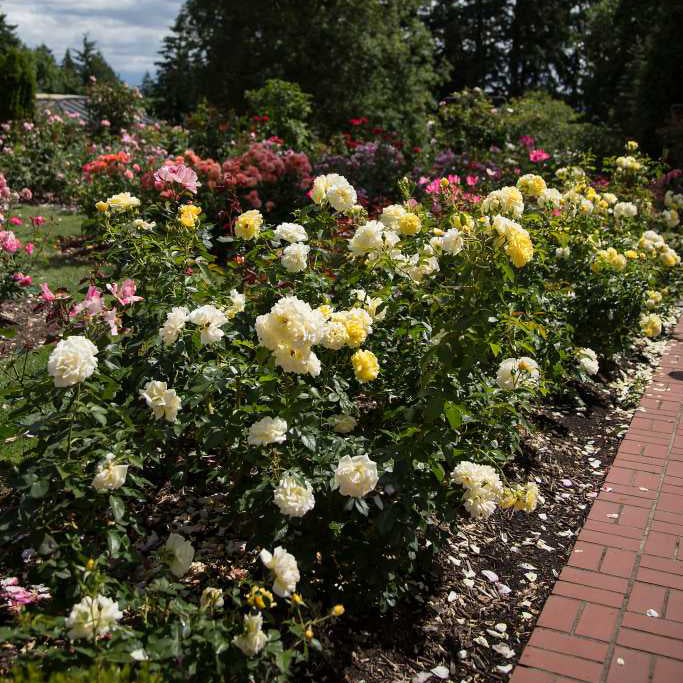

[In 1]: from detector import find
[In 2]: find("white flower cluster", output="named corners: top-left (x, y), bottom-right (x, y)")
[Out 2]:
top-left (614, 201), bottom-right (638, 219)
top-left (334, 454), bottom-right (379, 498)
top-left (481, 186), bottom-right (524, 219)
top-left (663, 208), bottom-right (680, 229)
top-left (47, 336), bottom-right (98, 388)
top-left (140, 380), bottom-right (182, 422)
top-left (260, 546), bottom-right (300, 597)
top-left (65, 595), bottom-right (123, 640)
top-left (451, 462), bottom-right (503, 520)
top-left (92, 454), bottom-right (128, 492)
top-left (664, 190), bottom-right (683, 210)
top-left (248, 416), bottom-right (287, 446)
top-left (320, 307), bottom-right (373, 350)
top-left (616, 155), bottom-right (642, 172)
top-left (496, 357), bottom-right (540, 391)
top-left (577, 347), bottom-right (599, 376)
top-left (348, 220), bottom-right (400, 258)
top-left (311, 174), bottom-right (358, 212)
top-left (159, 294), bottom-right (245, 346)
top-left (638, 230), bottom-right (681, 266)
top-left (273, 474), bottom-right (315, 517)
top-left (256, 296), bottom-right (326, 376)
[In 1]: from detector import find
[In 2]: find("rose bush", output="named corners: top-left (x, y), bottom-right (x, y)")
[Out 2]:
top-left (0, 140), bottom-right (681, 680)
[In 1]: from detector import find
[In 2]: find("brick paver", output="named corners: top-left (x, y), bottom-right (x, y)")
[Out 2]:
top-left (511, 321), bottom-right (683, 683)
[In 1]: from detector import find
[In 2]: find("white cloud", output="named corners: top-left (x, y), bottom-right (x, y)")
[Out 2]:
top-left (2, 0), bottom-right (184, 84)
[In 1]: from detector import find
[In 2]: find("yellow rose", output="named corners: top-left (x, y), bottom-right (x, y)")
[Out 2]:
top-left (344, 321), bottom-right (367, 348)
top-left (179, 204), bottom-right (202, 228)
top-left (351, 349), bottom-right (379, 383)
top-left (398, 213), bottom-right (421, 236)
top-left (625, 250), bottom-right (638, 259)
top-left (95, 201), bottom-right (109, 213)
top-left (506, 230), bottom-right (534, 268)
top-left (235, 210), bottom-right (264, 240)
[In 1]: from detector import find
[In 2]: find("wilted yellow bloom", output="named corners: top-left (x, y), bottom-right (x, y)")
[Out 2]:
top-left (95, 201), bottom-right (109, 213)
top-left (626, 140), bottom-right (639, 151)
top-left (351, 349), bottom-right (379, 383)
top-left (291, 593), bottom-right (304, 605)
top-left (331, 604), bottom-right (345, 617)
top-left (179, 204), bottom-right (202, 228)
top-left (398, 213), bottom-right (422, 236)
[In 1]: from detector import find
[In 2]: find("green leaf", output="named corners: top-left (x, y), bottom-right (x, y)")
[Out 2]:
top-left (107, 529), bottom-right (121, 557)
top-left (110, 495), bottom-right (125, 522)
top-left (443, 401), bottom-right (464, 431)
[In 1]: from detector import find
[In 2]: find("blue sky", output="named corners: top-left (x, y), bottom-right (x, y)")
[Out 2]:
top-left (2, 0), bottom-right (184, 85)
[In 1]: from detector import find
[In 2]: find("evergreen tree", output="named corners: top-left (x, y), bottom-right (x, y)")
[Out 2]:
top-left (31, 44), bottom-right (65, 93)
top-left (154, 0), bottom-right (446, 142)
top-left (75, 35), bottom-right (119, 86)
top-left (0, 47), bottom-right (36, 121)
top-left (0, 10), bottom-right (21, 53)
top-left (61, 49), bottom-right (83, 93)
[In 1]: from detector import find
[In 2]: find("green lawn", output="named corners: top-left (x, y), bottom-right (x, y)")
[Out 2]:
top-left (1, 205), bottom-right (90, 465)
top-left (11, 205), bottom-right (92, 295)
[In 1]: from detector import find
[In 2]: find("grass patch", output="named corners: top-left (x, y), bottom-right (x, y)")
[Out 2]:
top-left (0, 346), bottom-right (50, 465)
top-left (11, 205), bottom-right (92, 295)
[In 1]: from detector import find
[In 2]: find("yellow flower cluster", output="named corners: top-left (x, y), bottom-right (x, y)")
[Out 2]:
top-left (499, 482), bottom-right (540, 513)
top-left (592, 247), bottom-right (627, 272)
top-left (351, 349), bottom-right (379, 383)
top-left (247, 586), bottom-right (276, 610)
top-left (95, 192), bottom-right (141, 213)
top-left (506, 228), bottom-right (534, 268)
top-left (178, 204), bottom-right (202, 228)
top-left (516, 174), bottom-right (547, 199)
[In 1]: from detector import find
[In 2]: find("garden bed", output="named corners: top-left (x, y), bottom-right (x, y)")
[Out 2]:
top-left (307, 334), bottom-right (670, 683)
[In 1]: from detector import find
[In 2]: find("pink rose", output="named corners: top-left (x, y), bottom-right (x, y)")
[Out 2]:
top-left (25, 242), bottom-right (34, 256)
top-left (40, 283), bottom-right (56, 301)
top-left (13, 273), bottom-right (32, 286)
top-left (529, 149), bottom-right (550, 162)
top-left (9, 216), bottom-right (22, 226)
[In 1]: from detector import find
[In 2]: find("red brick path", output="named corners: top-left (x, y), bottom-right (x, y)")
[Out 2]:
top-left (511, 321), bottom-right (683, 683)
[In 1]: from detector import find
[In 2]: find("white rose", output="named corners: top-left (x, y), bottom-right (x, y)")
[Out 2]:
top-left (107, 192), bottom-right (140, 212)
top-left (496, 357), bottom-right (540, 390)
top-left (92, 454), bottom-right (128, 492)
top-left (248, 416), bottom-right (287, 446)
top-left (228, 289), bottom-right (246, 318)
top-left (577, 348), bottom-right (599, 376)
top-left (441, 228), bottom-right (464, 255)
top-left (273, 474), bottom-right (315, 517)
top-left (47, 336), bottom-right (98, 388)
top-left (260, 546), bottom-right (300, 597)
top-left (163, 533), bottom-right (195, 578)
top-left (326, 179), bottom-right (357, 212)
top-left (614, 201), bottom-right (637, 219)
top-left (331, 414), bottom-right (357, 433)
top-left (200, 587), bottom-right (224, 610)
top-left (272, 345), bottom-right (321, 376)
top-left (233, 613), bottom-right (268, 656)
top-left (348, 221), bottom-right (385, 256)
top-left (188, 305), bottom-right (228, 345)
top-left (65, 595), bottom-right (123, 640)
top-left (379, 204), bottom-right (407, 231)
top-left (159, 306), bottom-right (189, 345)
top-left (140, 380), bottom-right (182, 422)
top-left (255, 296), bottom-right (325, 351)
top-left (334, 454), bottom-right (379, 498)
top-left (274, 222), bottom-right (308, 243)
top-left (281, 243), bottom-right (310, 273)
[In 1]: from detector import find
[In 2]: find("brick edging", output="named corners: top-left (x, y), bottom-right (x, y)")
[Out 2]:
top-left (510, 321), bottom-right (683, 683)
